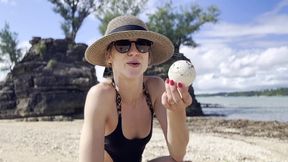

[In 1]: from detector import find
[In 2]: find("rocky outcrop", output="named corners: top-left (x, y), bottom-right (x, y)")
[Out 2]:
top-left (104, 53), bottom-right (203, 116)
top-left (0, 37), bottom-right (97, 119)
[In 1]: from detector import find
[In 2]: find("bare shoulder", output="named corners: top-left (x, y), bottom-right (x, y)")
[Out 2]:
top-left (87, 81), bottom-right (115, 98)
top-left (84, 81), bottom-right (115, 120)
top-left (144, 76), bottom-right (165, 92)
top-left (144, 76), bottom-right (165, 103)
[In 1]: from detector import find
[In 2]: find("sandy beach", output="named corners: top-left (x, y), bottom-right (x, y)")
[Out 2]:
top-left (0, 117), bottom-right (287, 162)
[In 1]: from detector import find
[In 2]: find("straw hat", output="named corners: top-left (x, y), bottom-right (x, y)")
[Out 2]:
top-left (85, 15), bottom-right (174, 66)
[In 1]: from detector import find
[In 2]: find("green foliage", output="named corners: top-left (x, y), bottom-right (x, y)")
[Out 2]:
top-left (0, 22), bottom-right (22, 72)
top-left (47, 59), bottom-right (58, 69)
top-left (48, 0), bottom-right (99, 41)
top-left (34, 41), bottom-right (46, 56)
top-left (147, 2), bottom-right (220, 53)
top-left (95, 0), bottom-right (148, 35)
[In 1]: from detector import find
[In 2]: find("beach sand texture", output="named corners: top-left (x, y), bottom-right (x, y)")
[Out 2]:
top-left (0, 117), bottom-right (287, 162)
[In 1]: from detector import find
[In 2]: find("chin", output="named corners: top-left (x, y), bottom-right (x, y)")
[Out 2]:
top-left (123, 69), bottom-right (145, 79)
top-left (125, 72), bottom-right (143, 79)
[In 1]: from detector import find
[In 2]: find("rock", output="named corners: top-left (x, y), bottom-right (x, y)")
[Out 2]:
top-left (0, 37), bottom-right (97, 119)
top-left (29, 37), bottom-right (41, 45)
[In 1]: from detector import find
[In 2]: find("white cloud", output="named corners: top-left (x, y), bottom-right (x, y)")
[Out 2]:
top-left (178, 0), bottom-right (288, 94)
top-left (201, 14), bottom-right (288, 38)
top-left (18, 40), bottom-right (31, 54)
top-left (181, 45), bottom-right (288, 94)
top-left (195, 0), bottom-right (288, 51)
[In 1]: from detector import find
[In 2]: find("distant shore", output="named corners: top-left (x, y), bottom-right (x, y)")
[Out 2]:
top-left (196, 87), bottom-right (288, 97)
top-left (0, 117), bottom-right (288, 162)
top-left (186, 117), bottom-right (288, 140)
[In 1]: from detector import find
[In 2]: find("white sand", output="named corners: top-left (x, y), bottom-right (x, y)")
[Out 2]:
top-left (0, 119), bottom-right (287, 162)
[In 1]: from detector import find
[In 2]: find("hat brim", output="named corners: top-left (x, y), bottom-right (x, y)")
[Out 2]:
top-left (85, 30), bottom-right (174, 66)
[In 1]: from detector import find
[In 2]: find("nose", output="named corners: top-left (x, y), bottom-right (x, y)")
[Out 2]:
top-left (127, 42), bottom-right (139, 56)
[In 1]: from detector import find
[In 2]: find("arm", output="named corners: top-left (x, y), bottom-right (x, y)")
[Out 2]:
top-left (79, 84), bottom-right (113, 162)
top-left (151, 77), bottom-right (191, 161)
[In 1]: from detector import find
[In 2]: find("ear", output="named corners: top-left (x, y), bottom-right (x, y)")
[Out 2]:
top-left (105, 51), bottom-right (113, 67)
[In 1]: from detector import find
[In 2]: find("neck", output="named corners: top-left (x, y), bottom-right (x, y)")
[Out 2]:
top-left (113, 76), bottom-right (144, 103)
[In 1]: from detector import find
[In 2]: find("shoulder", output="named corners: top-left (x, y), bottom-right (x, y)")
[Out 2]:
top-left (84, 80), bottom-right (116, 120)
top-left (86, 80), bottom-right (115, 99)
top-left (145, 76), bottom-right (165, 92)
top-left (144, 76), bottom-right (165, 101)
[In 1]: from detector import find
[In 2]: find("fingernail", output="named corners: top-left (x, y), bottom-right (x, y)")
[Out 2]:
top-left (166, 78), bottom-right (169, 84)
top-left (178, 82), bottom-right (183, 88)
top-left (169, 79), bottom-right (174, 86)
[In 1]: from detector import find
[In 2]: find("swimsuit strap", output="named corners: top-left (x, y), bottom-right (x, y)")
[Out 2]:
top-left (143, 83), bottom-right (154, 115)
top-left (111, 79), bottom-right (154, 115)
top-left (111, 79), bottom-right (122, 114)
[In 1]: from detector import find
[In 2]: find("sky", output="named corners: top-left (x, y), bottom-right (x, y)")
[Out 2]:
top-left (0, 0), bottom-right (288, 94)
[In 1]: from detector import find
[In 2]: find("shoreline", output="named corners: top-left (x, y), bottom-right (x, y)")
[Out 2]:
top-left (1, 117), bottom-right (288, 162)
top-left (186, 117), bottom-right (288, 140)
top-left (1, 116), bottom-right (288, 140)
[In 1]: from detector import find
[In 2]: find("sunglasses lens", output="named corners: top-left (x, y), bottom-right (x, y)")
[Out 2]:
top-left (113, 39), bottom-right (153, 53)
top-left (135, 39), bottom-right (153, 53)
top-left (114, 40), bottom-right (131, 53)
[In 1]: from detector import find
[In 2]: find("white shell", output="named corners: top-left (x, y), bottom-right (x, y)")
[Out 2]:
top-left (168, 60), bottom-right (196, 86)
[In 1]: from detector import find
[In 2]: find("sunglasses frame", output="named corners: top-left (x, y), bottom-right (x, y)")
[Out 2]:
top-left (109, 39), bottom-right (153, 54)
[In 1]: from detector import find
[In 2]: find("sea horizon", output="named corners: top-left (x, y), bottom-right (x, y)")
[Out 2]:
top-left (196, 96), bottom-right (288, 123)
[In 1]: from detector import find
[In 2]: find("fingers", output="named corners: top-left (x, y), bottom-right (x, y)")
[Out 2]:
top-left (165, 79), bottom-right (181, 106)
top-left (164, 79), bottom-right (193, 108)
top-left (161, 91), bottom-right (171, 108)
top-left (177, 82), bottom-right (193, 106)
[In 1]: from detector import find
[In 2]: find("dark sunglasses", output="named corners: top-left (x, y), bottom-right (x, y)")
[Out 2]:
top-left (110, 39), bottom-right (153, 54)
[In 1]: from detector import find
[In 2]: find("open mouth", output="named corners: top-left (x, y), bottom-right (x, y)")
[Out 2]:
top-left (128, 63), bottom-right (140, 65)
top-left (127, 61), bottom-right (140, 67)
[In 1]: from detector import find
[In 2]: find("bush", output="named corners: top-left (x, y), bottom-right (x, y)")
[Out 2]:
top-left (47, 59), bottom-right (57, 69)
top-left (34, 41), bottom-right (46, 56)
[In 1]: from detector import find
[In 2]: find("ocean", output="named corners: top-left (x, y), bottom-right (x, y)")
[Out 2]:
top-left (196, 96), bottom-right (288, 122)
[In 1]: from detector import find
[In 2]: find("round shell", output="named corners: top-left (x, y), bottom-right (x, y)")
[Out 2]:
top-left (168, 60), bottom-right (196, 86)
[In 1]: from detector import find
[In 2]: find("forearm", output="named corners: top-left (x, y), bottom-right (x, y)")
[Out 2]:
top-left (79, 125), bottom-right (104, 162)
top-left (166, 109), bottom-right (189, 161)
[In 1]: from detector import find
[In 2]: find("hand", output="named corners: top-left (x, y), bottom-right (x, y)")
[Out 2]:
top-left (161, 79), bottom-right (192, 111)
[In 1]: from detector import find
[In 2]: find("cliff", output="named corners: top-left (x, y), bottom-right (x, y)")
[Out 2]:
top-left (0, 37), bottom-right (97, 119)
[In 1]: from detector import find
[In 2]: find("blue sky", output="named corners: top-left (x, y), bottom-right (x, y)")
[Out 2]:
top-left (0, 0), bottom-right (288, 94)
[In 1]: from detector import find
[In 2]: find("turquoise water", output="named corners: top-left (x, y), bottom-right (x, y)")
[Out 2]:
top-left (196, 96), bottom-right (288, 122)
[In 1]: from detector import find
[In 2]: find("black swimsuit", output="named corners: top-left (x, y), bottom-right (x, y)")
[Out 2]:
top-left (104, 81), bottom-right (154, 162)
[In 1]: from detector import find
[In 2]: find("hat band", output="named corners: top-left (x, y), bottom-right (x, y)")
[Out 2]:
top-left (109, 25), bottom-right (147, 34)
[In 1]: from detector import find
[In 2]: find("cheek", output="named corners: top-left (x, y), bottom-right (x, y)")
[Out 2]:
top-left (147, 53), bottom-right (152, 65)
top-left (143, 54), bottom-right (149, 69)
top-left (110, 54), bottom-right (124, 68)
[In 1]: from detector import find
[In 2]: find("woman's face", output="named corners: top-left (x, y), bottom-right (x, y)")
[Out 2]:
top-left (107, 39), bottom-right (151, 79)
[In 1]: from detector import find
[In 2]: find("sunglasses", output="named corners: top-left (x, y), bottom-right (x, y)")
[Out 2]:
top-left (110, 39), bottom-right (153, 54)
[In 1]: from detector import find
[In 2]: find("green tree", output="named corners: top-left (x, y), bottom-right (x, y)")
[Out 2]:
top-left (147, 2), bottom-right (220, 53)
top-left (48, 0), bottom-right (100, 42)
top-left (95, 0), bottom-right (148, 35)
top-left (0, 23), bottom-right (22, 72)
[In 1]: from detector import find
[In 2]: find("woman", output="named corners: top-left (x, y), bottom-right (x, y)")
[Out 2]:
top-left (79, 15), bottom-right (192, 162)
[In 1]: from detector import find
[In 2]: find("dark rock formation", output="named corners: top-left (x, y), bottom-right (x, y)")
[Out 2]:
top-left (0, 37), bottom-right (97, 119)
top-left (103, 53), bottom-right (203, 116)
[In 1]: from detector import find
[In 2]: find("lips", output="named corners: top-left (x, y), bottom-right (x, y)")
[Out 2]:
top-left (127, 60), bottom-right (140, 67)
